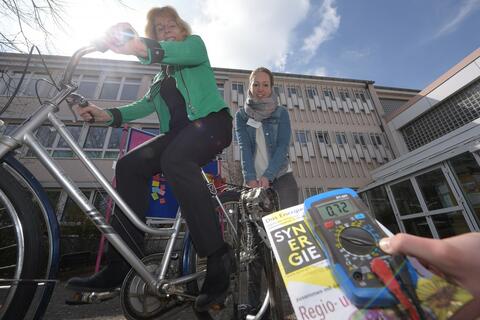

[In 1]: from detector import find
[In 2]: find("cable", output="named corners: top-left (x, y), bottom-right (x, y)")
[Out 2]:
top-left (0, 45), bottom-right (60, 116)
top-left (35, 78), bottom-right (56, 104)
top-left (0, 46), bottom-right (35, 116)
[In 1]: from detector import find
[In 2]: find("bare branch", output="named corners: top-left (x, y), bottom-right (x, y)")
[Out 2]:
top-left (1, 0), bottom-right (127, 53)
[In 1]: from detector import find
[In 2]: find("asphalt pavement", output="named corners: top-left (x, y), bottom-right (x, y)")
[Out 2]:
top-left (42, 280), bottom-right (197, 320)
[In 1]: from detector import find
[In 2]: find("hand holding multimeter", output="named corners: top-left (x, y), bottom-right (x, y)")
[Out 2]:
top-left (304, 188), bottom-right (423, 313)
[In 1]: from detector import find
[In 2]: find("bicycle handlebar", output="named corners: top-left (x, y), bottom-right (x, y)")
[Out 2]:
top-left (61, 45), bottom-right (102, 86)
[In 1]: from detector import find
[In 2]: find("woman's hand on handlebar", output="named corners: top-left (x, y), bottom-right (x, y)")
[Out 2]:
top-left (73, 103), bottom-right (112, 123)
top-left (103, 23), bottom-right (148, 58)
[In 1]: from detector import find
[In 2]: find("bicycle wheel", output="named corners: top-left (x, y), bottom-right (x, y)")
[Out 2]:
top-left (0, 165), bottom-right (43, 320)
top-left (186, 190), bottom-right (283, 320)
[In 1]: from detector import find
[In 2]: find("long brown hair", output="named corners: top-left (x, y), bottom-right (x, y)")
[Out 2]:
top-left (144, 6), bottom-right (191, 39)
top-left (249, 67), bottom-right (274, 87)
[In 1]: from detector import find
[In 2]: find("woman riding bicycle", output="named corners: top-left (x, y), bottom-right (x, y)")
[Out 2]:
top-left (66, 6), bottom-right (234, 311)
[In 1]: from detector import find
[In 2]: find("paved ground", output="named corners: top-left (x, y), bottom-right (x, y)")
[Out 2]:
top-left (38, 264), bottom-right (296, 320)
top-left (42, 280), bottom-right (196, 320)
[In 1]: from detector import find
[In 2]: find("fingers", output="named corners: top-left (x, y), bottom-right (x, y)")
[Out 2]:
top-left (77, 108), bottom-right (95, 122)
top-left (105, 23), bottom-right (138, 51)
top-left (259, 177), bottom-right (270, 188)
top-left (379, 233), bottom-right (452, 271)
top-left (247, 180), bottom-right (258, 188)
top-left (74, 105), bottom-right (101, 123)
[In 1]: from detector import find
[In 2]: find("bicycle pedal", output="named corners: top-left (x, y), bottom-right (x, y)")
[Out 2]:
top-left (65, 292), bottom-right (92, 305)
top-left (65, 290), bottom-right (119, 305)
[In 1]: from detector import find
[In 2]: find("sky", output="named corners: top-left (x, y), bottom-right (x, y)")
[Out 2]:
top-left (4, 0), bottom-right (480, 90)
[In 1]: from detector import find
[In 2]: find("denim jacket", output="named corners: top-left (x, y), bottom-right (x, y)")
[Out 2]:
top-left (235, 106), bottom-right (292, 182)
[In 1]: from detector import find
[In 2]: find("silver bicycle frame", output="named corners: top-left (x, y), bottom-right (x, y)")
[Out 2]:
top-left (0, 45), bottom-right (236, 294)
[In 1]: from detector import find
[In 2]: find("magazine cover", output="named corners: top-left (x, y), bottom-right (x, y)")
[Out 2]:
top-left (262, 204), bottom-right (473, 320)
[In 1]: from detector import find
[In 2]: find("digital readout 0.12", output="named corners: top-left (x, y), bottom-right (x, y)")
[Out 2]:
top-left (314, 197), bottom-right (359, 220)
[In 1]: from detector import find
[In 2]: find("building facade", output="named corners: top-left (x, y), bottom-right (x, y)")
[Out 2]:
top-left (0, 51), bottom-right (417, 258)
top-left (359, 48), bottom-right (480, 238)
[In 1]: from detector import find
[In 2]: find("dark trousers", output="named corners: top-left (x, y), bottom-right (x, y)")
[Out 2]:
top-left (108, 109), bottom-right (232, 264)
top-left (248, 172), bottom-right (298, 308)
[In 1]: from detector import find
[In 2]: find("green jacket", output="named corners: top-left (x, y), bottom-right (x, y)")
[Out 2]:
top-left (110, 35), bottom-right (228, 133)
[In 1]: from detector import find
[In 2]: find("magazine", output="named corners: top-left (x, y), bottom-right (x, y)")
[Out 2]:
top-left (262, 204), bottom-right (473, 320)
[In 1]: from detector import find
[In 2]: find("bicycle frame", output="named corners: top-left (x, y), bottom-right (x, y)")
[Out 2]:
top-left (0, 45), bottom-right (236, 296)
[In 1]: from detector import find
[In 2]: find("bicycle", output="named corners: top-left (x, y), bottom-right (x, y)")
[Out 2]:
top-left (0, 44), bottom-right (284, 320)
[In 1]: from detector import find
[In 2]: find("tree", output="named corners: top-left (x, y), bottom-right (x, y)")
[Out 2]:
top-left (0, 0), bottom-right (66, 52)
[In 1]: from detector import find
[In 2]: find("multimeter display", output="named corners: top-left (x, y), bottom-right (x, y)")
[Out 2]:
top-left (304, 188), bottom-right (411, 308)
top-left (314, 198), bottom-right (359, 219)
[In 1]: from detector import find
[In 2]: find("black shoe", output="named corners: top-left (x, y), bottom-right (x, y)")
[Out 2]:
top-left (194, 244), bottom-right (235, 311)
top-left (65, 262), bottom-right (130, 292)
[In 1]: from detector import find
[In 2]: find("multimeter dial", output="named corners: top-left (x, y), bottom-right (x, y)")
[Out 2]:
top-left (339, 226), bottom-right (376, 255)
top-left (333, 222), bottom-right (383, 269)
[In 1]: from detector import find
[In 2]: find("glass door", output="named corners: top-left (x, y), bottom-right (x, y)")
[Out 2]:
top-left (448, 152), bottom-right (480, 231)
top-left (387, 164), bottom-right (474, 239)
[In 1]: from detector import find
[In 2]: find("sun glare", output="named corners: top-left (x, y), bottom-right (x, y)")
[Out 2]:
top-left (54, 0), bottom-right (147, 59)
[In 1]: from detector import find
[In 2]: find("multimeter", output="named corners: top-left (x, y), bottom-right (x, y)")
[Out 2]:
top-left (304, 188), bottom-right (417, 308)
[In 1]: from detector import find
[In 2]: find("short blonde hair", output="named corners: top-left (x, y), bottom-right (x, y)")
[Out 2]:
top-left (145, 6), bottom-right (192, 39)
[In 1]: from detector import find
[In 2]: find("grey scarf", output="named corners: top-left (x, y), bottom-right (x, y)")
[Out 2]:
top-left (244, 91), bottom-right (278, 121)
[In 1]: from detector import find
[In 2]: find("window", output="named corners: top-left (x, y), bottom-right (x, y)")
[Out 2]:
top-left (353, 133), bottom-right (368, 146)
top-left (358, 134), bottom-right (367, 147)
top-left (75, 75), bottom-right (99, 99)
top-left (232, 82), bottom-right (244, 95)
top-left (83, 126), bottom-right (108, 158)
top-left (449, 152), bottom-right (480, 225)
top-left (352, 133), bottom-right (361, 145)
top-left (316, 131), bottom-right (330, 145)
top-left (355, 92), bottom-right (367, 103)
top-left (0, 71), bottom-right (27, 96)
top-left (360, 93), bottom-right (367, 103)
top-left (82, 126), bottom-right (123, 159)
top-left (120, 78), bottom-right (141, 100)
top-left (52, 125), bottom-right (82, 158)
top-left (105, 127), bottom-right (123, 159)
top-left (26, 125), bottom-right (83, 159)
top-left (273, 85), bottom-right (284, 97)
top-left (23, 73), bottom-right (50, 97)
top-left (339, 90), bottom-right (350, 101)
top-left (370, 133), bottom-right (383, 146)
top-left (403, 217), bottom-right (433, 238)
top-left (335, 132), bottom-right (348, 145)
top-left (217, 83), bottom-right (224, 99)
top-left (287, 86), bottom-right (297, 98)
top-left (364, 186), bottom-right (400, 234)
top-left (93, 190), bottom-right (110, 217)
top-left (305, 187), bottom-right (324, 198)
top-left (390, 179), bottom-right (422, 215)
top-left (401, 80), bottom-right (480, 151)
top-left (306, 87), bottom-right (317, 99)
top-left (323, 89), bottom-right (335, 100)
top-left (295, 130), bottom-right (307, 145)
top-left (99, 76), bottom-right (121, 100)
top-left (98, 76), bottom-right (141, 101)
top-left (416, 169), bottom-right (458, 211)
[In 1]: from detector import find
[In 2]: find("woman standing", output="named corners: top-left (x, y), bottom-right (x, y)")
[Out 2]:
top-left (66, 6), bottom-right (233, 311)
top-left (235, 67), bottom-right (298, 314)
